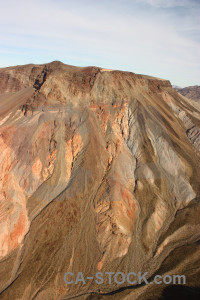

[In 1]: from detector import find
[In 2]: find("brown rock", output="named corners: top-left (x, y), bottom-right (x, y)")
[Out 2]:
top-left (0, 61), bottom-right (200, 299)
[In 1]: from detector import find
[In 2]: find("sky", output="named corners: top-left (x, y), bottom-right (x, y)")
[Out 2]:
top-left (0, 0), bottom-right (199, 87)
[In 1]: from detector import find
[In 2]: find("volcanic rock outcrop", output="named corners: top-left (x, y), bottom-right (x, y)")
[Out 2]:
top-left (0, 61), bottom-right (200, 299)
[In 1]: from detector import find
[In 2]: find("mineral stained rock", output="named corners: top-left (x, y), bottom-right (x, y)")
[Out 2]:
top-left (0, 61), bottom-right (200, 299)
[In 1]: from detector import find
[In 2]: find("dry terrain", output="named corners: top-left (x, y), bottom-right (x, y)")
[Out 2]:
top-left (0, 61), bottom-right (200, 299)
top-left (174, 85), bottom-right (200, 102)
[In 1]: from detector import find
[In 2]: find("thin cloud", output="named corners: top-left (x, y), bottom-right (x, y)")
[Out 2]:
top-left (0, 0), bottom-right (199, 86)
top-left (137, 0), bottom-right (199, 8)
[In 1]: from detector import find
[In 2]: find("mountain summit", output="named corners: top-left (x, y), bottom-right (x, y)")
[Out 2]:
top-left (0, 62), bottom-right (200, 299)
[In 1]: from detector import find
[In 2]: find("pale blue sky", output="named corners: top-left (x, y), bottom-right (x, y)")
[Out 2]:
top-left (0, 0), bottom-right (199, 87)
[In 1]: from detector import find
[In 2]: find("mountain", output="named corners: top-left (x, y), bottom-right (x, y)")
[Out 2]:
top-left (0, 61), bottom-right (200, 300)
top-left (174, 85), bottom-right (200, 102)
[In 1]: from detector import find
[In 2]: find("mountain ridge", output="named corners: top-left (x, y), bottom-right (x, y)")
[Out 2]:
top-left (0, 62), bottom-right (200, 300)
top-left (174, 85), bottom-right (200, 102)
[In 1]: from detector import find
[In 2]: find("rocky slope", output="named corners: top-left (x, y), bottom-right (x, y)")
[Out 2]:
top-left (174, 85), bottom-right (200, 102)
top-left (0, 61), bottom-right (200, 300)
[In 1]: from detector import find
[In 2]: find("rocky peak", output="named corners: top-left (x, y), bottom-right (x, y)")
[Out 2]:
top-left (0, 62), bottom-right (199, 299)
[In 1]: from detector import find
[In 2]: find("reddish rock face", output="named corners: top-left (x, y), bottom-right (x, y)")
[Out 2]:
top-left (0, 61), bottom-right (200, 299)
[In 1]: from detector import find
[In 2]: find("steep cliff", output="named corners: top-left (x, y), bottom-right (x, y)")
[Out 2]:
top-left (0, 61), bottom-right (200, 300)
